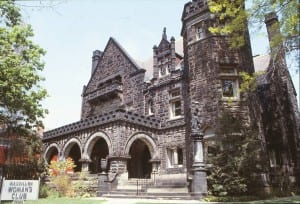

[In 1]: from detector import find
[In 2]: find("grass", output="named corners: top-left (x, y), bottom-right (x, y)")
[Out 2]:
top-left (245, 196), bottom-right (300, 203)
top-left (1, 198), bottom-right (105, 204)
top-left (1, 196), bottom-right (299, 204)
top-left (201, 194), bottom-right (300, 203)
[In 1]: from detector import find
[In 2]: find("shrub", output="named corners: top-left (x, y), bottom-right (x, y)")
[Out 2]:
top-left (73, 172), bottom-right (97, 198)
top-left (48, 157), bottom-right (76, 197)
top-left (52, 174), bottom-right (74, 197)
top-left (39, 183), bottom-right (51, 198)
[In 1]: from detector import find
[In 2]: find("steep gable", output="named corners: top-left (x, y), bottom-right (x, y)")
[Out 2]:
top-left (84, 37), bottom-right (141, 94)
top-left (80, 38), bottom-right (146, 119)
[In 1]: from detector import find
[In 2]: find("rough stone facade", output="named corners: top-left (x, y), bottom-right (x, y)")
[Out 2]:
top-left (42, 0), bottom-right (300, 196)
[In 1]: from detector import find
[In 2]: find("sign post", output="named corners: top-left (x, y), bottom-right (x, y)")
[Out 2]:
top-left (0, 178), bottom-right (40, 203)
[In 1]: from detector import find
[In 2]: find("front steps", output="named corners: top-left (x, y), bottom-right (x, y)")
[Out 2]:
top-left (101, 173), bottom-right (193, 199)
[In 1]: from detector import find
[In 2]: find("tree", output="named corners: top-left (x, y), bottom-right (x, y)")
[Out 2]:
top-left (207, 111), bottom-right (268, 196)
top-left (208, 0), bottom-right (299, 60)
top-left (0, 1), bottom-right (47, 131)
top-left (0, 1), bottom-right (47, 178)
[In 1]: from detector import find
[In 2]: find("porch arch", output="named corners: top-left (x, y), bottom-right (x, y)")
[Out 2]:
top-left (84, 131), bottom-right (112, 157)
top-left (44, 143), bottom-right (60, 164)
top-left (124, 132), bottom-right (157, 157)
top-left (124, 132), bottom-right (157, 178)
top-left (62, 138), bottom-right (82, 172)
top-left (62, 138), bottom-right (82, 157)
top-left (84, 131), bottom-right (111, 173)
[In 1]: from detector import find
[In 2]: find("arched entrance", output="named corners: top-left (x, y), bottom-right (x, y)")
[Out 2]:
top-left (44, 144), bottom-right (59, 164)
top-left (65, 143), bottom-right (81, 172)
top-left (127, 139), bottom-right (152, 178)
top-left (89, 138), bottom-right (109, 173)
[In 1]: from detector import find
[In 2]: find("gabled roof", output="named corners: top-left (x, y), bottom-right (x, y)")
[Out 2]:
top-left (253, 54), bottom-right (270, 72)
top-left (84, 37), bottom-right (142, 95)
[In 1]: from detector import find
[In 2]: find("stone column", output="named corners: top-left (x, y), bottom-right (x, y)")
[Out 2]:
top-left (191, 131), bottom-right (207, 197)
top-left (150, 159), bottom-right (161, 185)
top-left (80, 153), bottom-right (91, 172)
top-left (108, 155), bottom-right (130, 174)
top-left (190, 104), bottom-right (207, 197)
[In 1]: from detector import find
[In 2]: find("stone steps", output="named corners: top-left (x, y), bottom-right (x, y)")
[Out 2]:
top-left (107, 175), bottom-right (190, 199)
top-left (101, 193), bottom-right (193, 200)
top-left (147, 187), bottom-right (188, 194)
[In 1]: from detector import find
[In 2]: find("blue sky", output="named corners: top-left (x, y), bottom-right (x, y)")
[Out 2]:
top-left (19, 0), bottom-right (299, 130)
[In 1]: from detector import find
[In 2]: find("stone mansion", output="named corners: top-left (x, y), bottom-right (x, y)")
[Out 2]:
top-left (42, 0), bottom-right (300, 197)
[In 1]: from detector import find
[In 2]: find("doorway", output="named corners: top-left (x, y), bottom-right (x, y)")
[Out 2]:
top-left (68, 144), bottom-right (81, 172)
top-left (89, 138), bottom-right (109, 173)
top-left (127, 139), bottom-right (152, 178)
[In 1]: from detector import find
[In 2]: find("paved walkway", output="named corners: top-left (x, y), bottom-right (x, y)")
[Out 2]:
top-left (88, 197), bottom-right (208, 204)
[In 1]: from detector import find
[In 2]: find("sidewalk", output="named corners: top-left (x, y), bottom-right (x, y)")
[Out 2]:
top-left (88, 197), bottom-right (208, 204)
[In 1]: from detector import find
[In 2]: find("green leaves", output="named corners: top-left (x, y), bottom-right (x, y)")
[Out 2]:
top-left (239, 71), bottom-right (265, 94)
top-left (208, 111), bottom-right (266, 196)
top-left (208, 0), bottom-right (300, 53)
top-left (0, 1), bottom-right (48, 131)
top-left (208, 0), bottom-right (248, 48)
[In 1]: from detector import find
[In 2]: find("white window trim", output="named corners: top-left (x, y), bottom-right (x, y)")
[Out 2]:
top-left (148, 100), bottom-right (154, 115)
top-left (166, 147), bottom-right (183, 168)
top-left (169, 89), bottom-right (182, 119)
top-left (221, 78), bottom-right (239, 99)
top-left (219, 67), bottom-right (239, 99)
top-left (159, 65), bottom-right (170, 78)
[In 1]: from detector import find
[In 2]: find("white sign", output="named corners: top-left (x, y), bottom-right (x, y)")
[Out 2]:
top-left (0, 179), bottom-right (39, 201)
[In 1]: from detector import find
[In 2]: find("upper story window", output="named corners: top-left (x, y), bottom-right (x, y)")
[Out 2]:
top-left (159, 65), bottom-right (169, 78)
top-left (197, 27), bottom-right (205, 40)
top-left (169, 89), bottom-right (182, 118)
top-left (222, 80), bottom-right (237, 97)
top-left (219, 66), bottom-right (239, 99)
top-left (147, 100), bottom-right (154, 115)
top-left (195, 21), bottom-right (207, 41)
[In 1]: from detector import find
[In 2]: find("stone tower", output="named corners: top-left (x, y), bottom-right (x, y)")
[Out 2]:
top-left (181, 0), bottom-right (254, 196)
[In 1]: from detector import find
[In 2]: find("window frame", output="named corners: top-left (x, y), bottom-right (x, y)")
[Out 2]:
top-left (166, 147), bottom-right (184, 168)
top-left (147, 99), bottom-right (154, 115)
top-left (169, 89), bottom-right (182, 119)
top-left (219, 66), bottom-right (239, 99)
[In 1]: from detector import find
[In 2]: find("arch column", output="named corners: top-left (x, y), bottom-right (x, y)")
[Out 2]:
top-left (107, 155), bottom-right (131, 175)
top-left (80, 153), bottom-right (91, 172)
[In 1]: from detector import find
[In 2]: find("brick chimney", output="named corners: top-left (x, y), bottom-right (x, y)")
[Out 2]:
top-left (264, 12), bottom-right (281, 49)
top-left (92, 50), bottom-right (102, 75)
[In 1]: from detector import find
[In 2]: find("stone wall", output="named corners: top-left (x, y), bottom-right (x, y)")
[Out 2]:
top-left (181, 0), bottom-right (254, 171)
top-left (81, 38), bottom-right (145, 119)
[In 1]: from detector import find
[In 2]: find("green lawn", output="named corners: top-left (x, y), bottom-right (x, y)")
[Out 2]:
top-left (1, 198), bottom-right (105, 204)
top-left (1, 196), bottom-right (299, 204)
top-left (245, 196), bottom-right (300, 203)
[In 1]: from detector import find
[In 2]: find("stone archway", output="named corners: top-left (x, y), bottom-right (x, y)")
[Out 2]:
top-left (63, 138), bottom-right (82, 172)
top-left (89, 138), bottom-right (109, 173)
top-left (84, 131), bottom-right (112, 173)
top-left (124, 133), bottom-right (158, 178)
top-left (44, 143), bottom-right (60, 164)
top-left (128, 139), bottom-right (152, 178)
